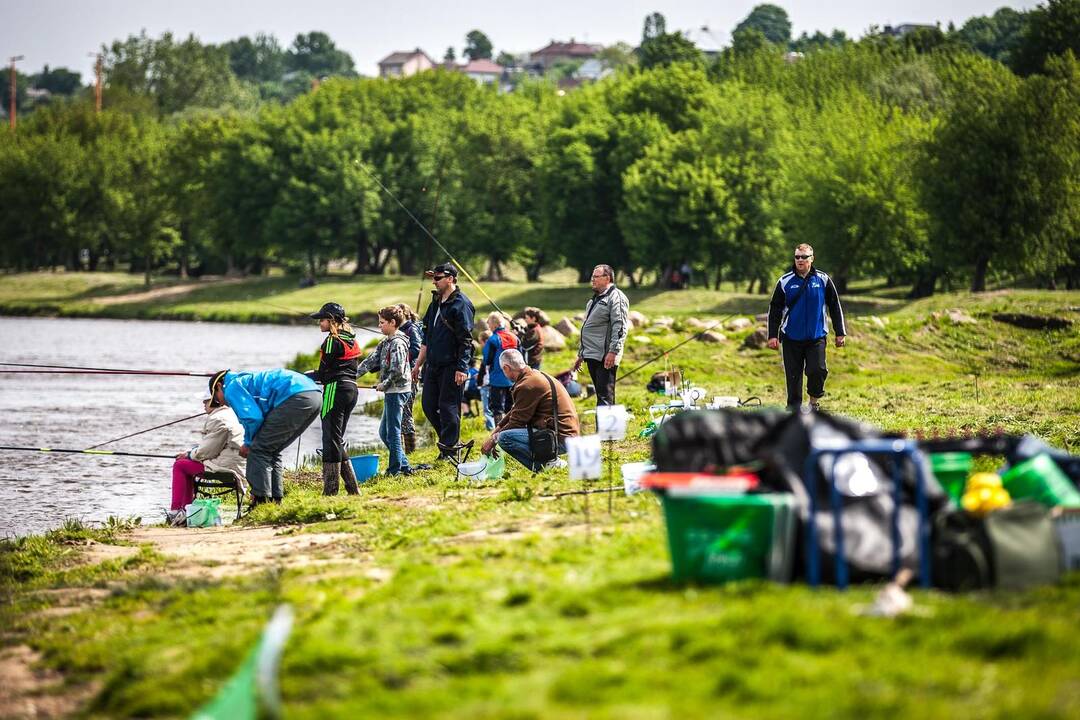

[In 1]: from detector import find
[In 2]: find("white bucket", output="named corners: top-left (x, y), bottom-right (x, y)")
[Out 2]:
top-left (455, 459), bottom-right (487, 481)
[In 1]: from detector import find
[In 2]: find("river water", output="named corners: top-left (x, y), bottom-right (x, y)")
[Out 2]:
top-left (0, 317), bottom-right (380, 537)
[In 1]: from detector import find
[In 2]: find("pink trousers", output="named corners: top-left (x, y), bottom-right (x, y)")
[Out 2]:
top-left (171, 457), bottom-right (205, 510)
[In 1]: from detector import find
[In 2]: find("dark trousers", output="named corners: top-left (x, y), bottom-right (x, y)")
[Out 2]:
top-left (488, 385), bottom-right (513, 425)
top-left (585, 359), bottom-right (618, 406)
top-left (781, 336), bottom-right (828, 408)
top-left (248, 390), bottom-right (322, 499)
top-left (421, 364), bottom-right (464, 452)
top-left (320, 380), bottom-right (358, 463)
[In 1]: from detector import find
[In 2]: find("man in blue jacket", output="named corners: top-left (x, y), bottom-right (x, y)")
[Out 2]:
top-left (411, 262), bottom-right (475, 461)
top-left (766, 244), bottom-right (847, 411)
top-left (210, 368), bottom-right (322, 503)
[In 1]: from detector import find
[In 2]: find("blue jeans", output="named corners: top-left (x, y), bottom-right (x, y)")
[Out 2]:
top-left (496, 428), bottom-right (566, 472)
top-left (480, 386), bottom-right (495, 430)
top-left (379, 392), bottom-right (411, 474)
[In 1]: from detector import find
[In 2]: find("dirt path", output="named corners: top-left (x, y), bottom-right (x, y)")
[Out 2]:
top-left (0, 645), bottom-right (99, 720)
top-left (93, 278), bottom-right (244, 306)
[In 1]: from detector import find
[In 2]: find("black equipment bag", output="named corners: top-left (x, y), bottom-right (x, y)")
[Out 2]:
top-left (527, 373), bottom-right (560, 463)
top-left (932, 501), bottom-right (1061, 591)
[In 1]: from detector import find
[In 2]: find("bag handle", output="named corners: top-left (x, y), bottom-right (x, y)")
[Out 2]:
top-left (540, 371), bottom-right (560, 444)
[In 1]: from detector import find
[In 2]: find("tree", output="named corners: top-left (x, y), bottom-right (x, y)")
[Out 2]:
top-left (637, 11), bottom-right (704, 70)
top-left (790, 30), bottom-right (850, 53)
top-left (103, 31), bottom-right (253, 114)
top-left (734, 4), bottom-right (793, 46)
top-left (464, 30), bottom-right (494, 61)
top-left (1011, 0), bottom-right (1080, 76)
top-left (223, 33), bottom-right (286, 82)
top-left (445, 47), bottom-right (457, 63)
top-left (32, 66), bottom-right (83, 95)
top-left (921, 52), bottom-right (1080, 291)
top-left (953, 7), bottom-right (1027, 63)
top-left (286, 31), bottom-right (356, 77)
top-left (596, 42), bottom-right (636, 70)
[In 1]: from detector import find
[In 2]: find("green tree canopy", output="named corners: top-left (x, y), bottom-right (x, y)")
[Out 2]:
top-left (464, 30), bottom-right (494, 61)
top-left (1011, 0), bottom-right (1080, 75)
top-left (734, 4), bottom-right (793, 46)
top-left (286, 31), bottom-right (356, 77)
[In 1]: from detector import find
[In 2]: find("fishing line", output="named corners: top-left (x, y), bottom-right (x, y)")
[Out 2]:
top-left (615, 314), bottom-right (738, 385)
top-left (260, 301), bottom-right (381, 335)
top-left (0, 446), bottom-right (175, 459)
top-left (0, 362), bottom-right (212, 376)
top-left (84, 412), bottom-right (206, 450)
top-left (354, 159), bottom-right (506, 316)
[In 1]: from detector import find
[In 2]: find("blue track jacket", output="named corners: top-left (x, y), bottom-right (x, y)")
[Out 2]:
top-left (222, 369), bottom-right (319, 444)
top-left (767, 266), bottom-right (847, 342)
top-left (482, 328), bottom-right (518, 388)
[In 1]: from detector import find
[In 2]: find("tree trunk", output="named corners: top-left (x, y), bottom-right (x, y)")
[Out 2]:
top-left (971, 255), bottom-right (990, 292)
top-left (178, 221), bottom-right (190, 279)
top-left (354, 237), bottom-right (370, 275)
top-left (577, 266), bottom-right (591, 283)
top-left (143, 252), bottom-right (152, 287)
top-left (746, 278), bottom-right (755, 293)
top-left (908, 270), bottom-right (937, 298)
top-left (757, 276), bottom-right (769, 295)
top-left (525, 253), bottom-right (544, 282)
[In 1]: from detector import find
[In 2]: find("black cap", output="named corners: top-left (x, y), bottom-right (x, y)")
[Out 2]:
top-left (424, 262), bottom-right (458, 278)
top-left (310, 302), bottom-right (346, 321)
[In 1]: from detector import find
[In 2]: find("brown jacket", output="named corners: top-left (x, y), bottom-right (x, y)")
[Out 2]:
top-left (495, 368), bottom-right (580, 439)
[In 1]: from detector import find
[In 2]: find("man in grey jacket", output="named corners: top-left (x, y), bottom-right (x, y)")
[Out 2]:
top-left (573, 264), bottom-right (630, 406)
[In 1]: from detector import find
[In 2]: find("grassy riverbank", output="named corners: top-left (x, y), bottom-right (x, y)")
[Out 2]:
top-left (1, 273), bottom-right (1079, 717)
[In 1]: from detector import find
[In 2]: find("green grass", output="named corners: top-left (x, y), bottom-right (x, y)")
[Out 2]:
top-left (1, 274), bottom-right (1079, 717)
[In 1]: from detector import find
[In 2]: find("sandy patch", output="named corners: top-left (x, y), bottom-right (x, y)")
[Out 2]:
top-left (0, 645), bottom-right (99, 720)
top-left (128, 525), bottom-right (357, 579)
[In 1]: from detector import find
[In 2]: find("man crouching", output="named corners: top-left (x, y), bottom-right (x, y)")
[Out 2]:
top-left (480, 349), bottom-right (580, 472)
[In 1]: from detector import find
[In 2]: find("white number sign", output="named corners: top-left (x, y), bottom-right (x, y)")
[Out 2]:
top-left (595, 404), bottom-right (628, 441)
top-left (565, 434), bottom-right (603, 480)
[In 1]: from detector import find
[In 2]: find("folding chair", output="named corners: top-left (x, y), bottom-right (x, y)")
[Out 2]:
top-left (194, 469), bottom-right (248, 520)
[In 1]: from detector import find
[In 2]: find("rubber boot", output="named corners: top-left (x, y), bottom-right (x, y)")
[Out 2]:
top-left (402, 432), bottom-right (416, 454)
top-left (339, 458), bottom-right (360, 495)
top-left (322, 461), bottom-right (340, 496)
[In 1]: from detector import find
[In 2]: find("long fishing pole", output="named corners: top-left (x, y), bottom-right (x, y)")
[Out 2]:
top-left (0, 362), bottom-right (212, 376)
top-left (0, 446), bottom-right (175, 459)
top-left (0, 369), bottom-right (213, 377)
top-left (84, 412), bottom-right (206, 450)
top-left (615, 314), bottom-right (738, 385)
top-left (417, 151), bottom-right (448, 314)
top-left (354, 159), bottom-right (506, 316)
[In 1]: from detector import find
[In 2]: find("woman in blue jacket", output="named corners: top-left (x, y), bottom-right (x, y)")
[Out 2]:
top-left (481, 312), bottom-right (519, 427)
top-left (210, 368), bottom-right (322, 504)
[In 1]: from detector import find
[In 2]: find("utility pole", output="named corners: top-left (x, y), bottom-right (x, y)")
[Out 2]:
top-left (8, 55), bottom-right (23, 130)
top-left (88, 52), bottom-right (103, 112)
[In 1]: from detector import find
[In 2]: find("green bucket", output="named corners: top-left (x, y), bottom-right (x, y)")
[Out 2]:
top-left (1002, 453), bottom-right (1080, 508)
top-left (656, 493), bottom-right (795, 584)
top-left (929, 452), bottom-right (973, 504)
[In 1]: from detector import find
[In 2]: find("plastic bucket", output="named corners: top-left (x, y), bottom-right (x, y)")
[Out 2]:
top-left (348, 454), bottom-right (380, 483)
top-left (652, 492), bottom-right (795, 584)
top-left (456, 457), bottom-right (491, 482)
top-left (1002, 453), bottom-right (1080, 508)
top-left (929, 452), bottom-right (973, 504)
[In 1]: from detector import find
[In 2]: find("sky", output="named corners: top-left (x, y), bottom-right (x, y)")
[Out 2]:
top-left (3, 0), bottom-right (1037, 80)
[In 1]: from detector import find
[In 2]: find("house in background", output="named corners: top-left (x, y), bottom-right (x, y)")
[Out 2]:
top-left (378, 49), bottom-right (436, 78)
top-left (458, 59), bottom-right (504, 85)
top-left (528, 39), bottom-right (602, 71)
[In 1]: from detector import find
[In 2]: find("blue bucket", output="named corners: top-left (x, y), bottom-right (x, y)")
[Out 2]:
top-left (348, 454), bottom-right (380, 483)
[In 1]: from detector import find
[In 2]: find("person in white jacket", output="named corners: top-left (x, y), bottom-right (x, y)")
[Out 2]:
top-left (168, 392), bottom-right (246, 523)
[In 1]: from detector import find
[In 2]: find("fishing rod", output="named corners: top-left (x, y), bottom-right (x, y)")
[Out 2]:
top-left (0, 369), bottom-right (212, 377)
top-left (0, 362), bottom-right (212, 376)
top-left (84, 412), bottom-right (206, 450)
top-left (615, 314), bottom-right (738, 385)
top-left (354, 159), bottom-right (507, 317)
top-left (0, 446), bottom-right (175, 459)
top-left (417, 151), bottom-right (449, 314)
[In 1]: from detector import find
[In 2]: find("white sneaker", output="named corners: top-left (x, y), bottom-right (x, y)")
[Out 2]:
top-left (166, 509), bottom-right (186, 527)
top-left (542, 458), bottom-right (568, 471)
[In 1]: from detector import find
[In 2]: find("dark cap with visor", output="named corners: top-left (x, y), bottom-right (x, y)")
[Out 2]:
top-left (310, 302), bottom-right (347, 321)
top-left (424, 262), bottom-right (458, 279)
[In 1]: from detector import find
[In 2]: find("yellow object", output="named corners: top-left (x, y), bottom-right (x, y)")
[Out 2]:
top-left (960, 473), bottom-right (1012, 516)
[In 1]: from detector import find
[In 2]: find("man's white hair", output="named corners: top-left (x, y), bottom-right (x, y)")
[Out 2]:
top-left (498, 348), bottom-right (527, 371)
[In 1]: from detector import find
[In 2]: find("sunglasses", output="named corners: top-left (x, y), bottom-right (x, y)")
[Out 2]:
top-left (432, 274), bottom-right (449, 281)
top-left (794, 254), bottom-right (812, 260)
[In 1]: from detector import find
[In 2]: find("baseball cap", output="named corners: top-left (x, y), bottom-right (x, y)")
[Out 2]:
top-left (310, 302), bottom-right (346, 320)
top-left (424, 262), bottom-right (458, 278)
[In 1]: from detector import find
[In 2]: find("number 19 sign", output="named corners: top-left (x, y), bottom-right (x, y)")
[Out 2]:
top-left (565, 434), bottom-right (603, 480)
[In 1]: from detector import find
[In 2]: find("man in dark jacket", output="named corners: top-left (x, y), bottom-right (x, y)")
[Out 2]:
top-left (767, 244), bottom-right (847, 411)
top-left (412, 262), bottom-right (475, 460)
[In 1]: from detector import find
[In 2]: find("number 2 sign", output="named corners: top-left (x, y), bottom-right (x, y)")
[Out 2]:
top-left (595, 404), bottom-right (628, 441)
